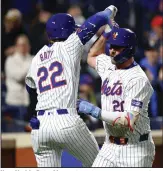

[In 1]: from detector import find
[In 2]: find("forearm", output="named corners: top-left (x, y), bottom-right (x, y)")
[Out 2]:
top-left (87, 35), bottom-right (106, 68)
top-left (77, 100), bottom-right (139, 131)
top-left (77, 9), bottom-right (112, 45)
top-left (100, 110), bottom-right (139, 131)
top-left (88, 35), bottom-right (106, 57)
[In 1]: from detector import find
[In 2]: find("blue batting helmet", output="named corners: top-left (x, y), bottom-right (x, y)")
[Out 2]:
top-left (46, 13), bottom-right (76, 40)
top-left (107, 27), bottom-right (137, 64)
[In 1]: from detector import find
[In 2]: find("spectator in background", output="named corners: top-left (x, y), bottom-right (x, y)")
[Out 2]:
top-left (79, 74), bottom-right (97, 104)
top-left (29, 9), bottom-right (51, 55)
top-left (140, 0), bottom-right (161, 28)
top-left (1, 0), bottom-right (38, 22)
top-left (4, 35), bottom-right (32, 132)
top-left (140, 45), bottom-right (161, 117)
top-left (7, 0), bottom-right (38, 24)
top-left (2, 9), bottom-right (28, 72)
top-left (149, 15), bottom-right (163, 49)
top-left (78, 74), bottom-right (102, 130)
top-left (67, 4), bottom-right (85, 25)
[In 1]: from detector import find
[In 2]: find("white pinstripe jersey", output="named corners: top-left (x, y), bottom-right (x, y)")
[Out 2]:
top-left (25, 33), bottom-right (84, 110)
top-left (96, 54), bottom-right (154, 141)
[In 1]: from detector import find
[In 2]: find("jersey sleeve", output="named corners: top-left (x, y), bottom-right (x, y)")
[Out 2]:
top-left (95, 54), bottom-right (114, 77)
top-left (124, 78), bottom-right (154, 113)
top-left (25, 58), bottom-right (37, 89)
top-left (63, 33), bottom-right (84, 61)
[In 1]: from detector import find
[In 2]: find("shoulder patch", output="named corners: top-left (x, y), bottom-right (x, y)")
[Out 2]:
top-left (131, 99), bottom-right (143, 108)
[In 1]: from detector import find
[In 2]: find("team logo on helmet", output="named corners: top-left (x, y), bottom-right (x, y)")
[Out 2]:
top-left (76, 28), bottom-right (82, 33)
top-left (112, 32), bottom-right (118, 39)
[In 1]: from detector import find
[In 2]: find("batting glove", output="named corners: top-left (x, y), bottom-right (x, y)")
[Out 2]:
top-left (103, 5), bottom-right (118, 39)
top-left (77, 99), bottom-right (101, 119)
top-left (105, 5), bottom-right (118, 19)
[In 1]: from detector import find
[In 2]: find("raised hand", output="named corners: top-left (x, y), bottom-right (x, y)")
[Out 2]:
top-left (103, 5), bottom-right (119, 39)
top-left (105, 5), bottom-right (118, 19)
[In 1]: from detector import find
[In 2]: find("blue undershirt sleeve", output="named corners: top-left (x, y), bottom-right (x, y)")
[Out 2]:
top-left (77, 9), bottom-right (112, 45)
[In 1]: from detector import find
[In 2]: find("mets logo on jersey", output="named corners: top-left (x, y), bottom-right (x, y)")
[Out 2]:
top-left (101, 78), bottom-right (122, 96)
top-left (113, 32), bottom-right (118, 39)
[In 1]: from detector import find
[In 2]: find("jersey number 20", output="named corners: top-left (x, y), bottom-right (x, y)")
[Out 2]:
top-left (37, 61), bottom-right (66, 93)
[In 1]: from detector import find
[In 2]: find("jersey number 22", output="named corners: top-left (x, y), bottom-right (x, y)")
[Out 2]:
top-left (37, 61), bottom-right (66, 93)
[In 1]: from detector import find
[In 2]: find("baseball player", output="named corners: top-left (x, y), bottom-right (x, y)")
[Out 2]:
top-left (25, 6), bottom-right (118, 167)
top-left (77, 25), bottom-right (156, 167)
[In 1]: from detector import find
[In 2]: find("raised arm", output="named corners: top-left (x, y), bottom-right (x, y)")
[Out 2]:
top-left (77, 5), bottom-right (117, 45)
top-left (64, 5), bottom-right (117, 60)
top-left (87, 18), bottom-right (118, 68)
top-left (87, 35), bottom-right (107, 68)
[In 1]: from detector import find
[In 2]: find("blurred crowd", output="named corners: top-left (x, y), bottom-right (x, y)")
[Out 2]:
top-left (1, 0), bottom-right (163, 132)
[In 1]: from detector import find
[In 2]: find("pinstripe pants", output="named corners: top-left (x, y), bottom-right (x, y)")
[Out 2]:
top-left (92, 141), bottom-right (155, 167)
top-left (31, 111), bottom-right (99, 167)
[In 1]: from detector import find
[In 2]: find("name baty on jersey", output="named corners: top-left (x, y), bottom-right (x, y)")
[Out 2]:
top-left (40, 50), bottom-right (54, 61)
